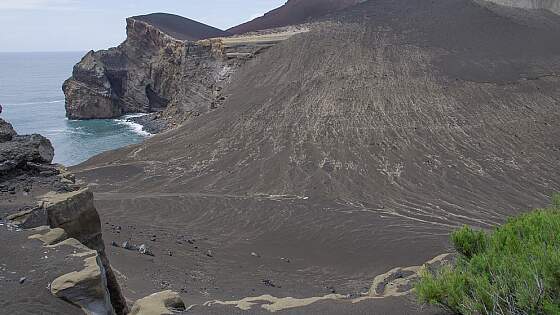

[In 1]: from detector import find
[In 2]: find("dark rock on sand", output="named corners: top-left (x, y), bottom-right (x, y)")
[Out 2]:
top-left (0, 119), bottom-right (54, 175)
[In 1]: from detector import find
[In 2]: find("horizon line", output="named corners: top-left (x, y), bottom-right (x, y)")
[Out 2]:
top-left (0, 50), bottom-right (89, 53)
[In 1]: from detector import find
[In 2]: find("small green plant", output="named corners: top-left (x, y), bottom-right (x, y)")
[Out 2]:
top-left (415, 194), bottom-right (560, 315)
top-left (553, 193), bottom-right (560, 209)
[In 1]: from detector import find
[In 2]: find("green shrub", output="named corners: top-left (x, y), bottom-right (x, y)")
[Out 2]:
top-left (415, 195), bottom-right (560, 315)
top-left (451, 226), bottom-right (487, 258)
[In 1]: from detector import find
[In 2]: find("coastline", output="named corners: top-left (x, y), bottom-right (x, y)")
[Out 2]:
top-left (114, 114), bottom-right (154, 137)
top-left (126, 112), bottom-right (168, 135)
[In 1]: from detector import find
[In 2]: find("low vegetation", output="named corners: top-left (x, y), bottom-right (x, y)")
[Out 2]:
top-left (416, 194), bottom-right (560, 315)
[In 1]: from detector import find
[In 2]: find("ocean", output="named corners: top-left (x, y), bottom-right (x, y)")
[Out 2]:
top-left (0, 52), bottom-right (149, 166)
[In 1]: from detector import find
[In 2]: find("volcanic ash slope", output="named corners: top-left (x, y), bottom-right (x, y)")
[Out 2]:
top-left (74, 0), bottom-right (560, 313)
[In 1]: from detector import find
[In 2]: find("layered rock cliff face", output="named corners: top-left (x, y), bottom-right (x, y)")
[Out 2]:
top-left (64, 14), bottom-right (310, 131)
top-left (63, 14), bottom-right (239, 127)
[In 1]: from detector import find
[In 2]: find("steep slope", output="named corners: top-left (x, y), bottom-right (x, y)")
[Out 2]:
top-left (228, 0), bottom-right (363, 34)
top-left (131, 13), bottom-right (229, 41)
top-left (73, 0), bottom-right (560, 313)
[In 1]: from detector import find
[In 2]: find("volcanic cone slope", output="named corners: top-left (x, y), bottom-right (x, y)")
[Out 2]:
top-left (228, 0), bottom-right (363, 34)
top-left (131, 13), bottom-right (229, 41)
top-left (74, 0), bottom-right (560, 313)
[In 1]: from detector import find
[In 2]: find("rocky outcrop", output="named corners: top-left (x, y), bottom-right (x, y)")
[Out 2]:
top-left (0, 118), bottom-right (17, 142)
top-left (41, 189), bottom-right (104, 249)
top-left (64, 14), bottom-right (308, 131)
top-left (130, 291), bottom-right (186, 315)
top-left (47, 238), bottom-right (116, 315)
top-left (0, 118), bottom-right (54, 175)
top-left (5, 188), bottom-right (128, 314)
top-left (0, 118), bottom-right (128, 314)
top-left (63, 15), bottom-right (237, 126)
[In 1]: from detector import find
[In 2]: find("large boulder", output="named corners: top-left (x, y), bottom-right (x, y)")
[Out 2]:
top-left (0, 133), bottom-right (54, 173)
top-left (50, 238), bottom-right (116, 315)
top-left (40, 189), bottom-right (103, 250)
top-left (0, 118), bottom-right (17, 142)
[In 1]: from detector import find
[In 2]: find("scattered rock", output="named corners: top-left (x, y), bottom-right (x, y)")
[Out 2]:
top-left (262, 279), bottom-right (280, 288)
top-left (139, 244), bottom-right (154, 256)
top-left (122, 241), bottom-right (136, 250)
top-left (251, 252), bottom-right (260, 258)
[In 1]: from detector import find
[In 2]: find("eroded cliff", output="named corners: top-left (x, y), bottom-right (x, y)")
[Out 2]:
top-left (64, 14), bottom-right (311, 132)
top-left (64, 14), bottom-right (250, 132)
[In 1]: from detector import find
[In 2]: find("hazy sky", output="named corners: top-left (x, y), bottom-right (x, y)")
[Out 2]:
top-left (0, 0), bottom-right (286, 52)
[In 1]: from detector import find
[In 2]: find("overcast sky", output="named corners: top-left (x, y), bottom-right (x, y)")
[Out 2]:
top-left (0, 0), bottom-right (286, 52)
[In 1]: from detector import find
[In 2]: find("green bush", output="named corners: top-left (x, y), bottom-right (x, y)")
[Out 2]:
top-left (415, 195), bottom-right (560, 315)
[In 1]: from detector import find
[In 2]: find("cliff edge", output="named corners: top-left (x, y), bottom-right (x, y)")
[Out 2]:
top-left (63, 13), bottom-right (309, 131)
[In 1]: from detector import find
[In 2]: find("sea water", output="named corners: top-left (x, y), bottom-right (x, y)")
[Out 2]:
top-left (0, 52), bottom-right (149, 166)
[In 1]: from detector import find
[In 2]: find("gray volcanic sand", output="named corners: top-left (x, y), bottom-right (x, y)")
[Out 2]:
top-left (228, 0), bottom-right (362, 34)
top-left (73, 0), bottom-right (560, 313)
top-left (0, 226), bottom-right (81, 314)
